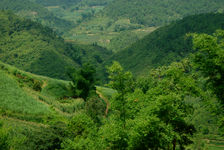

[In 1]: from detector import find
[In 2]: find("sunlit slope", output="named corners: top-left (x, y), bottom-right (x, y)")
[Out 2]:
top-left (0, 61), bottom-right (84, 121)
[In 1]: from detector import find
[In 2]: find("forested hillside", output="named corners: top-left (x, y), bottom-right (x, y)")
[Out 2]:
top-left (109, 13), bottom-right (224, 76)
top-left (66, 0), bottom-right (224, 50)
top-left (1, 30), bottom-right (223, 149)
top-left (0, 11), bottom-right (111, 79)
top-left (0, 1), bottom-right (224, 149)
top-left (0, 0), bottom-right (73, 33)
top-left (103, 0), bottom-right (224, 26)
top-left (32, 0), bottom-right (113, 7)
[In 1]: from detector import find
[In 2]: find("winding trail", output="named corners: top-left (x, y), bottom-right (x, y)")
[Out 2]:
top-left (96, 90), bottom-right (110, 117)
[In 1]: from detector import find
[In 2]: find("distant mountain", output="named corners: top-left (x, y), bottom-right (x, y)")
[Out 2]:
top-left (0, 0), bottom-right (74, 33)
top-left (103, 0), bottom-right (224, 26)
top-left (108, 13), bottom-right (224, 76)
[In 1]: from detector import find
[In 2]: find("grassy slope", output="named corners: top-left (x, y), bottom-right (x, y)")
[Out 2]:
top-left (0, 61), bottom-right (84, 120)
top-left (0, 61), bottom-right (86, 149)
top-left (108, 13), bottom-right (224, 76)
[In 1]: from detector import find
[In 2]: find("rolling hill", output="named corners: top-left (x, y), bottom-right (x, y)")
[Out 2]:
top-left (66, 0), bottom-right (224, 51)
top-left (0, 11), bottom-right (112, 80)
top-left (0, 11), bottom-right (80, 79)
top-left (108, 13), bottom-right (224, 76)
top-left (0, 0), bottom-right (74, 33)
top-left (103, 0), bottom-right (224, 26)
top-left (0, 60), bottom-right (85, 149)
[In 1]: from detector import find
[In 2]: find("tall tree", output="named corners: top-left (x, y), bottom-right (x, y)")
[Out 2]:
top-left (68, 63), bottom-right (96, 101)
top-left (192, 30), bottom-right (224, 105)
top-left (107, 61), bottom-right (134, 127)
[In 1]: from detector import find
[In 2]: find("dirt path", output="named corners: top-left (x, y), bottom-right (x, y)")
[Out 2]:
top-left (96, 90), bottom-right (110, 117)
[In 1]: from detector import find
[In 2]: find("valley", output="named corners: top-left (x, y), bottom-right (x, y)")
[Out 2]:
top-left (0, 0), bottom-right (224, 149)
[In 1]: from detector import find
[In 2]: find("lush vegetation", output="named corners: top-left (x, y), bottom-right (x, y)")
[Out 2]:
top-left (64, 0), bottom-right (224, 50)
top-left (0, 11), bottom-right (111, 80)
top-left (109, 13), bottom-right (224, 76)
top-left (0, 1), bottom-right (224, 149)
top-left (103, 0), bottom-right (224, 26)
top-left (2, 28), bottom-right (224, 149)
top-left (0, 11), bottom-right (79, 79)
top-left (0, 0), bottom-right (74, 33)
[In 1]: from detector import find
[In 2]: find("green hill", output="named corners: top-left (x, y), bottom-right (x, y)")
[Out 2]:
top-left (32, 0), bottom-right (113, 7)
top-left (0, 11), bottom-right (81, 79)
top-left (66, 0), bottom-right (224, 51)
top-left (103, 0), bottom-right (224, 26)
top-left (0, 61), bottom-right (86, 149)
top-left (108, 13), bottom-right (224, 76)
top-left (0, 0), bottom-right (73, 33)
top-left (0, 11), bottom-right (112, 80)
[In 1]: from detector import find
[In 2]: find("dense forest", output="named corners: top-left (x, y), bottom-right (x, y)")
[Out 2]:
top-left (0, 11), bottom-right (111, 80)
top-left (0, 0), bottom-right (74, 33)
top-left (0, 0), bottom-right (224, 150)
top-left (109, 13), bottom-right (224, 76)
top-left (103, 0), bottom-right (224, 26)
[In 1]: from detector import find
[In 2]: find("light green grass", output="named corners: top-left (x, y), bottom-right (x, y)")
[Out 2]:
top-left (0, 70), bottom-right (51, 115)
top-left (96, 86), bottom-right (117, 99)
top-left (0, 61), bottom-right (85, 118)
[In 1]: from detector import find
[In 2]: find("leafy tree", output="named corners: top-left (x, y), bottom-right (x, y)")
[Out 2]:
top-left (126, 60), bottom-right (199, 149)
top-left (68, 63), bottom-right (96, 101)
top-left (85, 96), bottom-right (106, 124)
top-left (107, 61), bottom-right (134, 127)
top-left (192, 30), bottom-right (224, 105)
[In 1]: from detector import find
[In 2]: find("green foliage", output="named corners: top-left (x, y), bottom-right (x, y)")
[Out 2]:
top-left (0, 0), bottom-right (74, 33)
top-left (68, 63), bottom-right (96, 100)
top-left (107, 61), bottom-right (134, 127)
top-left (0, 122), bottom-right (9, 150)
top-left (0, 70), bottom-right (51, 117)
top-left (98, 120), bottom-right (128, 150)
top-left (0, 11), bottom-right (80, 79)
top-left (192, 30), bottom-right (224, 105)
top-left (103, 0), bottom-right (224, 26)
top-left (109, 13), bottom-right (224, 76)
top-left (85, 96), bottom-right (106, 124)
top-left (67, 113), bottom-right (95, 138)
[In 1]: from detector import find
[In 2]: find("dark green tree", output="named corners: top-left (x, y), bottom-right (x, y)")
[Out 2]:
top-left (68, 63), bottom-right (96, 101)
top-left (192, 30), bottom-right (224, 105)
